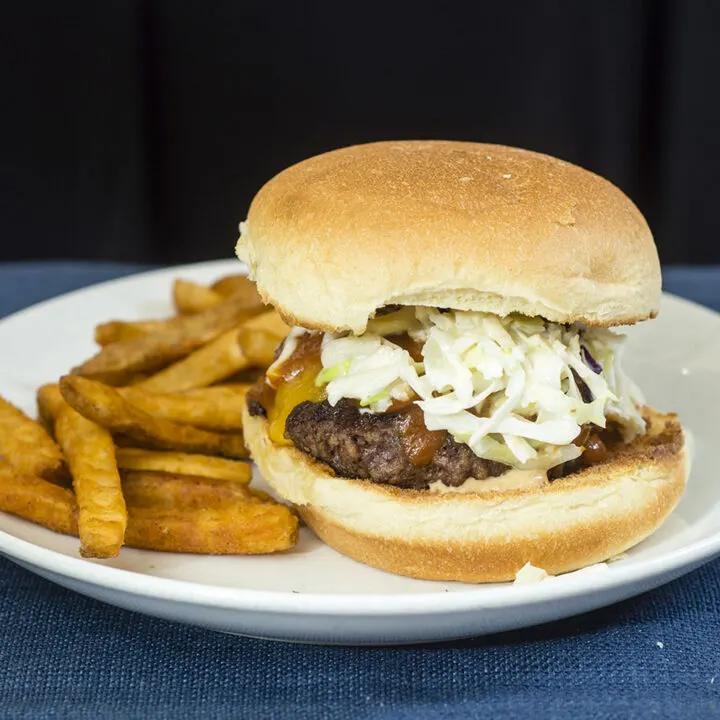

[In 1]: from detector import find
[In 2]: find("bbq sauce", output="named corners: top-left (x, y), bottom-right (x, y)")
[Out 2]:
top-left (248, 333), bottom-right (326, 445)
top-left (246, 378), bottom-right (275, 414)
top-left (574, 423), bottom-right (612, 466)
top-left (267, 333), bottom-right (323, 388)
top-left (582, 435), bottom-right (608, 465)
top-left (397, 403), bottom-right (447, 467)
top-left (386, 333), bottom-right (424, 362)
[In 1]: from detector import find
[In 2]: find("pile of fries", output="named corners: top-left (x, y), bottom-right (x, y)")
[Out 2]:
top-left (0, 274), bottom-right (299, 558)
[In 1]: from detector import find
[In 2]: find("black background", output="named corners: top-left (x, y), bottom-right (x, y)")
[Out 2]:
top-left (1, 1), bottom-right (718, 265)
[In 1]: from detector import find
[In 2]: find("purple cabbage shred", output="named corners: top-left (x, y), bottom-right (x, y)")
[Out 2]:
top-left (571, 369), bottom-right (594, 404)
top-left (581, 345), bottom-right (603, 374)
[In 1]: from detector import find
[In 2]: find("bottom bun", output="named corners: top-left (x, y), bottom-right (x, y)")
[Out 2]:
top-left (242, 406), bottom-right (687, 583)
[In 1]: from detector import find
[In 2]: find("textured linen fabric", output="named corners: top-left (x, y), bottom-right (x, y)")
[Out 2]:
top-left (0, 262), bottom-right (718, 720)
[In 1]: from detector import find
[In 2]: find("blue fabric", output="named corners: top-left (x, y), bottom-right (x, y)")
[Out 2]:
top-left (0, 262), bottom-right (718, 720)
top-left (663, 266), bottom-right (720, 313)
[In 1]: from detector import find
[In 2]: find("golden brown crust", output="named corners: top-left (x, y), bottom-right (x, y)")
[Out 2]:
top-left (236, 141), bottom-right (660, 333)
top-left (243, 405), bottom-right (687, 582)
top-left (299, 472), bottom-right (679, 582)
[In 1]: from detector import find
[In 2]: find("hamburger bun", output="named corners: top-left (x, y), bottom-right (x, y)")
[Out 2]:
top-left (243, 404), bottom-right (686, 582)
top-left (236, 140), bottom-right (661, 334)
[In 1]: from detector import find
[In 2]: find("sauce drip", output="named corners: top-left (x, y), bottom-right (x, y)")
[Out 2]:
top-left (386, 333), bottom-right (424, 362)
top-left (386, 395), bottom-right (418, 412)
top-left (582, 435), bottom-right (608, 465)
top-left (262, 333), bottom-right (327, 445)
top-left (398, 403), bottom-right (447, 467)
top-left (574, 424), bottom-right (611, 466)
top-left (246, 377), bottom-right (276, 411)
top-left (267, 333), bottom-right (323, 388)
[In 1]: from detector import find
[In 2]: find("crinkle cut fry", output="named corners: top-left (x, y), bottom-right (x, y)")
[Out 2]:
top-left (0, 462), bottom-right (296, 554)
top-left (72, 291), bottom-right (265, 385)
top-left (0, 460), bottom-right (78, 536)
top-left (115, 448), bottom-right (252, 484)
top-left (55, 406), bottom-right (126, 558)
top-left (0, 395), bottom-right (67, 483)
top-left (117, 385), bottom-right (250, 432)
top-left (60, 376), bottom-right (248, 459)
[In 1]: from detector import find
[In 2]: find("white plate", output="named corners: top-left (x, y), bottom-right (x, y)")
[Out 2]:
top-left (0, 259), bottom-right (717, 645)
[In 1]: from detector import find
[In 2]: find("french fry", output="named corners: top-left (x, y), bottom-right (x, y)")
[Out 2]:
top-left (0, 460), bottom-right (78, 536)
top-left (237, 310), bottom-right (288, 368)
top-left (238, 329), bottom-right (281, 367)
top-left (211, 275), bottom-right (263, 306)
top-left (173, 279), bottom-right (224, 315)
top-left (134, 310), bottom-right (287, 394)
top-left (0, 395), bottom-right (67, 483)
top-left (94, 320), bottom-right (170, 347)
top-left (121, 372), bottom-right (157, 386)
top-left (0, 464), bottom-right (294, 555)
top-left (34, 387), bottom-right (74, 487)
top-left (121, 470), bottom-right (263, 511)
top-left (37, 383), bottom-right (65, 430)
top-left (72, 292), bottom-right (265, 385)
top-left (125, 503), bottom-right (298, 554)
top-left (240, 309), bottom-right (289, 338)
top-left (135, 328), bottom-right (249, 393)
top-left (60, 376), bottom-right (248, 459)
top-left (115, 448), bottom-right (251, 484)
top-left (0, 273), bottom-right (302, 558)
top-left (94, 280), bottom-right (271, 345)
top-left (117, 385), bottom-right (249, 431)
top-left (55, 406), bottom-right (127, 557)
top-left (180, 383), bottom-right (252, 399)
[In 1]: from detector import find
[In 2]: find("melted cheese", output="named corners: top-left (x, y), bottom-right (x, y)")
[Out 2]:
top-left (267, 362), bottom-right (326, 445)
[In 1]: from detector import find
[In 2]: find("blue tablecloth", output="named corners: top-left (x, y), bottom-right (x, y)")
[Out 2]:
top-left (0, 262), bottom-right (718, 720)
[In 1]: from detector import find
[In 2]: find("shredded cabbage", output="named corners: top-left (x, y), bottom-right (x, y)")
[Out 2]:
top-left (313, 308), bottom-right (646, 470)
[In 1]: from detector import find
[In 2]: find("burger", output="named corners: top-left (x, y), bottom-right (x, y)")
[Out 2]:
top-left (236, 140), bottom-right (687, 583)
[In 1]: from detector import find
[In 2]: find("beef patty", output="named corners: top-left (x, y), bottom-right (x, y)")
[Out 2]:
top-left (281, 399), bottom-right (507, 490)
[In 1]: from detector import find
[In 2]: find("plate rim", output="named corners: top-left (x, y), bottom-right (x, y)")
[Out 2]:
top-left (0, 259), bottom-right (717, 617)
top-left (1, 520), bottom-right (719, 615)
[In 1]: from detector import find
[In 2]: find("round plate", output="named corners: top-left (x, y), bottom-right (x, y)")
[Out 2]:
top-left (0, 260), bottom-right (716, 645)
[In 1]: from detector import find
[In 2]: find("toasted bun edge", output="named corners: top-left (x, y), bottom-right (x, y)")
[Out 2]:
top-left (242, 405), bottom-right (687, 582)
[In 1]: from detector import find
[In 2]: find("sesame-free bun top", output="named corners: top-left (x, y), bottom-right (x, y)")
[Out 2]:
top-left (236, 141), bottom-right (660, 333)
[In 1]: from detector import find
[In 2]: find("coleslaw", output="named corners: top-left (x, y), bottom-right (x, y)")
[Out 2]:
top-left (311, 307), bottom-right (645, 471)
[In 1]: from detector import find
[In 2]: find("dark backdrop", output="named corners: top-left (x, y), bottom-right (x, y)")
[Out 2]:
top-left (1, 1), bottom-right (718, 265)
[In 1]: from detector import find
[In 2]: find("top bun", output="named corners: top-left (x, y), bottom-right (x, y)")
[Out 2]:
top-left (236, 141), bottom-right (660, 333)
